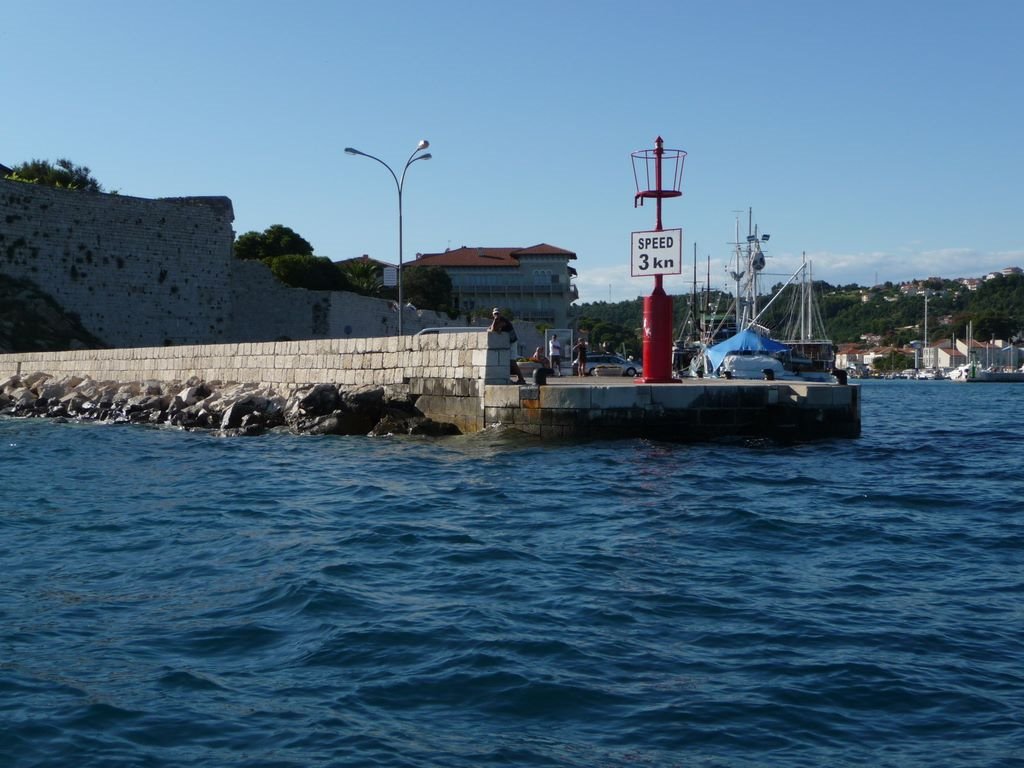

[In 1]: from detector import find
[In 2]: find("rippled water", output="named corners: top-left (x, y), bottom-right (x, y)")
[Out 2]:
top-left (2, 380), bottom-right (1023, 767)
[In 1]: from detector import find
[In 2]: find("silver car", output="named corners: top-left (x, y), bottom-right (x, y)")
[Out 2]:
top-left (576, 353), bottom-right (641, 376)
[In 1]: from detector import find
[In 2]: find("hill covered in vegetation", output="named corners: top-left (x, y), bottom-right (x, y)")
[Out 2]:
top-left (0, 274), bottom-right (106, 354)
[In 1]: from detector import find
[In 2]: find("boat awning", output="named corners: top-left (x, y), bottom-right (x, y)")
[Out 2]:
top-left (706, 329), bottom-right (791, 371)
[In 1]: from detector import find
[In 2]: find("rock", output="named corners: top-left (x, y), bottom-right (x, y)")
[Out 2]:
top-left (171, 383), bottom-right (210, 409)
top-left (296, 413), bottom-right (340, 435)
top-left (114, 383), bottom-right (140, 403)
top-left (58, 375), bottom-right (84, 390)
top-left (369, 414), bottom-right (460, 437)
top-left (343, 385), bottom-right (386, 408)
top-left (296, 408), bottom-right (376, 436)
top-left (58, 391), bottom-right (90, 414)
top-left (297, 383), bottom-right (341, 417)
top-left (11, 388), bottom-right (38, 410)
top-left (220, 394), bottom-right (261, 430)
top-left (35, 379), bottom-right (68, 402)
top-left (73, 378), bottom-right (119, 407)
top-left (22, 371), bottom-right (51, 389)
top-left (368, 414), bottom-right (408, 436)
top-left (0, 372), bottom-right (451, 439)
top-left (409, 418), bottom-right (460, 436)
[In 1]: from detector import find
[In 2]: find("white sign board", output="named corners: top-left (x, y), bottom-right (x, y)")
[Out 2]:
top-left (631, 228), bottom-right (683, 277)
top-left (382, 266), bottom-right (398, 287)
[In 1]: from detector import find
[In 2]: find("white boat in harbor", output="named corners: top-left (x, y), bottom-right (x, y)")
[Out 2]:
top-left (949, 321), bottom-right (1024, 382)
top-left (949, 363), bottom-right (1024, 383)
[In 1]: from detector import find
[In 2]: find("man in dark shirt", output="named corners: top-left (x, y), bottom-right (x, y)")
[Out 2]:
top-left (489, 308), bottom-right (526, 384)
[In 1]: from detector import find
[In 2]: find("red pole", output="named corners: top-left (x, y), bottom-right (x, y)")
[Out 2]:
top-left (654, 137), bottom-right (664, 232)
top-left (640, 137), bottom-right (674, 382)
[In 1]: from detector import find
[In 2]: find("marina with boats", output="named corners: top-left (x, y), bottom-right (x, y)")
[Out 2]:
top-left (667, 210), bottom-right (1022, 385)
top-left (674, 210), bottom-right (837, 383)
top-left (947, 321), bottom-right (1024, 382)
top-left (859, 320), bottom-right (1024, 382)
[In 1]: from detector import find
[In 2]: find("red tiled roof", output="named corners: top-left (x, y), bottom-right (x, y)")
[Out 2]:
top-left (513, 244), bottom-right (577, 258)
top-left (413, 243), bottom-right (576, 268)
top-left (334, 254), bottom-right (395, 268)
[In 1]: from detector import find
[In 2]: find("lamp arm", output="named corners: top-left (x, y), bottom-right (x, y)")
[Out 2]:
top-left (399, 148), bottom-right (429, 191)
top-left (356, 151), bottom-right (400, 194)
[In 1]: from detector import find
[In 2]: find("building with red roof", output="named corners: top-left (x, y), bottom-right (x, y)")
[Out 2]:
top-left (412, 244), bottom-right (578, 328)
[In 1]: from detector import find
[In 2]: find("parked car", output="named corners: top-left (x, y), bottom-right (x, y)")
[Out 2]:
top-left (414, 327), bottom-right (487, 335)
top-left (574, 354), bottom-right (641, 376)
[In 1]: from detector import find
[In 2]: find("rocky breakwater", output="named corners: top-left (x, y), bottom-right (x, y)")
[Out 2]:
top-left (0, 372), bottom-right (460, 437)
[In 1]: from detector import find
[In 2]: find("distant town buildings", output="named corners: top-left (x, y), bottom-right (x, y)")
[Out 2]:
top-left (990, 266), bottom-right (1023, 279)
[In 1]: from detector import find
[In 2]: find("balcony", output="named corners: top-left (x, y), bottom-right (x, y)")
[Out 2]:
top-left (453, 283), bottom-right (571, 295)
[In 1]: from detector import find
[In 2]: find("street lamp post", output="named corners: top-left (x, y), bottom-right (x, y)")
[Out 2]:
top-left (344, 140), bottom-right (431, 336)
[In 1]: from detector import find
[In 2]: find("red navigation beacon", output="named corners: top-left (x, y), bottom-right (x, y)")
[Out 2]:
top-left (631, 137), bottom-right (686, 383)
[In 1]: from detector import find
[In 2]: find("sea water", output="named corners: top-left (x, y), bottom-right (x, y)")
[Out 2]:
top-left (1, 380), bottom-right (1022, 767)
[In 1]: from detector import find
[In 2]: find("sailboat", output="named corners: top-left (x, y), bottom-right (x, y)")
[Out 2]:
top-left (693, 210), bottom-right (836, 381)
top-left (774, 255), bottom-right (837, 381)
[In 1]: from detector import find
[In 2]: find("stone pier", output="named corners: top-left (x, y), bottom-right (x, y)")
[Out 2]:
top-left (0, 332), bottom-right (860, 442)
top-left (485, 377), bottom-right (860, 441)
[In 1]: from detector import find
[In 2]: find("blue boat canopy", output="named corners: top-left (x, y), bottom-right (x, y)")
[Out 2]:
top-left (706, 329), bottom-right (791, 371)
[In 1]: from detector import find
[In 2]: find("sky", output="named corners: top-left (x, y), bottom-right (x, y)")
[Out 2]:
top-left (3, 0), bottom-right (1022, 303)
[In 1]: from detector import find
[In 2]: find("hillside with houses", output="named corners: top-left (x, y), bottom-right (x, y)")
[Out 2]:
top-left (832, 267), bottom-right (1024, 377)
top-left (574, 268), bottom-right (1024, 377)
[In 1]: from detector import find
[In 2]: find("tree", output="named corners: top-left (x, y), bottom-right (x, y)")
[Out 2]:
top-left (339, 260), bottom-right (384, 297)
top-left (263, 254), bottom-right (350, 292)
top-left (972, 312), bottom-right (1015, 342)
top-left (402, 265), bottom-right (453, 312)
top-left (588, 320), bottom-right (640, 357)
top-left (234, 225), bottom-right (314, 261)
top-left (968, 274), bottom-right (1024, 319)
top-left (5, 158), bottom-right (103, 191)
top-left (872, 349), bottom-right (912, 373)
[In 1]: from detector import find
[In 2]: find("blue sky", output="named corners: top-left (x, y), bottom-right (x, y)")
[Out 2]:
top-left (4, 0), bottom-right (1022, 302)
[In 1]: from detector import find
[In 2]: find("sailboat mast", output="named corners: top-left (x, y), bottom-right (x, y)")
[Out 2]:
top-left (734, 214), bottom-right (742, 331)
top-left (691, 242), bottom-right (697, 339)
top-left (800, 252), bottom-right (808, 340)
top-left (705, 253), bottom-right (710, 317)
top-left (749, 208), bottom-right (758, 322)
top-left (923, 290), bottom-right (929, 369)
top-left (807, 259), bottom-right (814, 340)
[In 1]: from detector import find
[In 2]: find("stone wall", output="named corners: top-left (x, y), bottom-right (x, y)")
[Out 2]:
top-left (0, 331), bottom-right (513, 434)
top-left (0, 179), bottom-right (465, 348)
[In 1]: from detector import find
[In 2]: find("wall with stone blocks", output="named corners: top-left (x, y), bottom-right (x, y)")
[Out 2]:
top-left (0, 331), bottom-right (515, 432)
top-left (0, 179), bottom-right (465, 349)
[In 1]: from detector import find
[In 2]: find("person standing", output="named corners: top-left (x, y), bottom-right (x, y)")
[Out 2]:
top-left (489, 308), bottom-right (526, 384)
top-left (548, 334), bottom-right (562, 376)
top-left (572, 338), bottom-right (588, 376)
